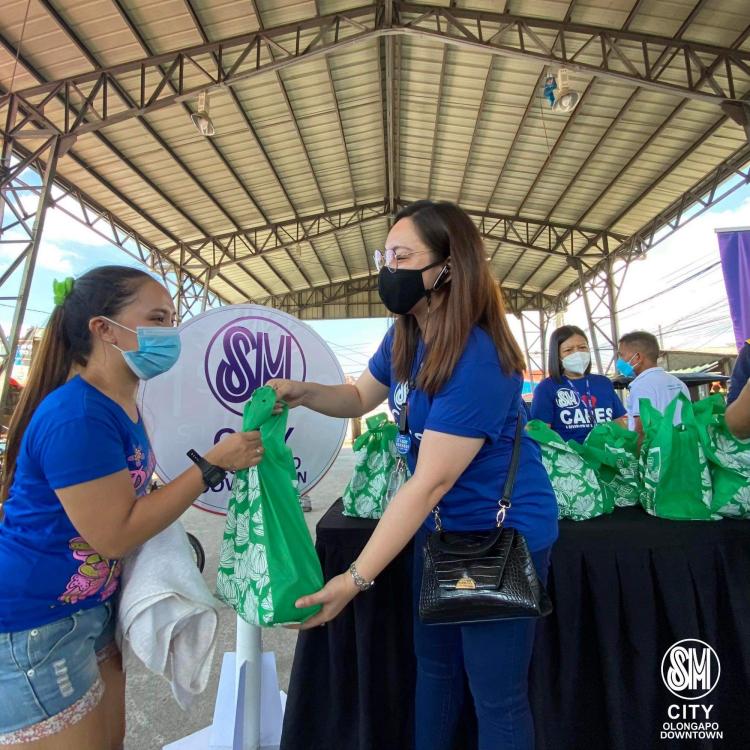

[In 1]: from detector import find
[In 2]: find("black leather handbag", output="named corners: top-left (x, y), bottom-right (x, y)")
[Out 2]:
top-left (419, 415), bottom-right (553, 625)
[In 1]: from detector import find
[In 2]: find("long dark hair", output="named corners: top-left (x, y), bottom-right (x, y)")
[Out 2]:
top-left (391, 200), bottom-right (525, 395)
top-left (548, 325), bottom-right (591, 381)
top-left (1, 265), bottom-right (154, 500)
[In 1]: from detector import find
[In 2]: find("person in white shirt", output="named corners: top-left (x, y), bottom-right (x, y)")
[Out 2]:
top-left (616, 331), bottom-right (689, 444)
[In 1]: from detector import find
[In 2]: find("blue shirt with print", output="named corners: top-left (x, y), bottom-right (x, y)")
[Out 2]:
top-left (0, 375), bottom-right (154, 631)
top-left (368, 325), bottom-right (558, 553)
top-left (530, 374), bottom-right (626, 443)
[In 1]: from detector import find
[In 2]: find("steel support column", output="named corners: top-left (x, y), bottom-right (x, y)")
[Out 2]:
top-left (606, 257), bottom-right (621, 353)
top-left (567, 257), bottom-right (628, 375)
top-left (539, 309), bottom-right (549, 378)
top-left (0, 135), bottom-right (61, 414)
top-left (519, 314), bottom-right (533, 386)
top-left (575, 261), bottom-right (604, 374)
top-left (517, 309), bottom-right (548, 385)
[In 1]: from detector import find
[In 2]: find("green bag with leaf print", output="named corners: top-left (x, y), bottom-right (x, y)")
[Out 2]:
top-left (693, 394), bottom-right (750, 518)
top-left (526, 420), bottom-right (610, 521)
top-left (216, 386), bottom-right (323, 626)
top-left (638, 394), bottom-right (717, 521)
top-left (343, 413), bottom-right (400, 519)
top-left (582, 421), bottom-right (641, 509)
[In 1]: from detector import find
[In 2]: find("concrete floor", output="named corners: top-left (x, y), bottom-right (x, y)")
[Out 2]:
top-left (124, 446), bottom-right (357, 750)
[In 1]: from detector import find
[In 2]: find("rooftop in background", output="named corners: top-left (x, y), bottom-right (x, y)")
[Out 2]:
top-left (659, 347), bottom-right (739, 375)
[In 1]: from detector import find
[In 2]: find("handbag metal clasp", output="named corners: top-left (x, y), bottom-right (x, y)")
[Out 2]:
top-left (495, 498), bottom-right (511, 527)
top-left (455, 574), bottom-right (476, 590)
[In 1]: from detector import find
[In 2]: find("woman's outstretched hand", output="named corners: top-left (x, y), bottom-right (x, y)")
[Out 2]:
top-left (266, 379), bottom-right (308, 413)
top-left (289, 573), bottom-right (359, 629)
top-left (205, 431), bottom-right (263, 472)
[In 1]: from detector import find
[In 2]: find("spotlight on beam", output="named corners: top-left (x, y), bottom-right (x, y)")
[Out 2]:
top-left (191, 91), bottom-right (215, 137)
top-left (552, 68), bottom-right (580, 114)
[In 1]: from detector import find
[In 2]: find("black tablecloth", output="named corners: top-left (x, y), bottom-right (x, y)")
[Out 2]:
top-left (280, 501), bottom-right (750, 750)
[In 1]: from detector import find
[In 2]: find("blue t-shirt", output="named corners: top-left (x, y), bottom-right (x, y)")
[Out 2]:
top-left (368, 325), bottom-right (558, 553)
top-left (0, 375), bottom-right (154, 631)
top-left (530, 374), bottom-right (626, 443)
top-left (728, 341), bottom-right (750, 405)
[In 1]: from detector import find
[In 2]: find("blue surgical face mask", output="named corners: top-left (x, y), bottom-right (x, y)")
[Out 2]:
top-left (616, 354), bottom-right (637, 378)
top-left (103, 317), bottom-right (181, 380)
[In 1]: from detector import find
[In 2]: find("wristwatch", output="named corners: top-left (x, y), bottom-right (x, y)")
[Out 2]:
top-left (186, 449), bottom-right (227, 490)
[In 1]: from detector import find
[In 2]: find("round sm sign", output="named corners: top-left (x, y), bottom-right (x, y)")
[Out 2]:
top-left (139, 305), bottom-right (346, 514)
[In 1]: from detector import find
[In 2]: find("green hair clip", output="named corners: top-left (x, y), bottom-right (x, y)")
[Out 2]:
top-left (52, 277), bottom-right (75, 307)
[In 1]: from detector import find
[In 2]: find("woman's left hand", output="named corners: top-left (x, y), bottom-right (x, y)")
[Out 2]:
top-left (292, 572), bottom-right (359, 629)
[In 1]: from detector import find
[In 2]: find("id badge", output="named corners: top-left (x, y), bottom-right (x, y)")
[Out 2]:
top-left (395, 432), bottom-right (412, 454)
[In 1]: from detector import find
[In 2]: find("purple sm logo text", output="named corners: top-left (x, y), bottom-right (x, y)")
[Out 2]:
top-left (205, 317), bottom-right (306, 415)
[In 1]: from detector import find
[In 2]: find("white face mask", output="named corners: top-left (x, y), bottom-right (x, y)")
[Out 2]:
top-left (561, 351), bottom-right (591, 375)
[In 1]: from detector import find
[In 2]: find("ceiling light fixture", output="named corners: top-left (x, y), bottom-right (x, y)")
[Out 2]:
top-left (552, 68), bottom-right (580, 113)
top-left (191, 91), bottom-right (215, 137)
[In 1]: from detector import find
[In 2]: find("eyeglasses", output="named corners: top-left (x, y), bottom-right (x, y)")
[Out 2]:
top-left (373, 248), bottom-right (430, 273)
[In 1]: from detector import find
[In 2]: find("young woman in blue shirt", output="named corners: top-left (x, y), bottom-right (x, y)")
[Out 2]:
top-left (0, 266), bottom-right (263, 748)
top-left (530, 325), bottom-right (627, 443)
top-left (270, 200), bottom-right (558, 750)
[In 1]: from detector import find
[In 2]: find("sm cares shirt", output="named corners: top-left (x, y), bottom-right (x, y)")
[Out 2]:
top-left (530, 374), bottom-right (626, 443)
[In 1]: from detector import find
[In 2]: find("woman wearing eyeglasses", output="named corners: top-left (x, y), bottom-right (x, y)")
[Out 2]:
top-left (269, 200), bottom-right (558, 750)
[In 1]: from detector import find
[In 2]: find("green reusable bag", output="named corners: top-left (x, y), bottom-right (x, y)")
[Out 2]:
top-left (342, 413), bottom-right (400, 519)
top-left (216, 386), bottom-right (323, 626)
top-left (638, 394), bottom-right (716, 521)
top-left (582, 421), bottom-right (641, 508)
top-left (526, 420), bottom-right (609, 521)
top-left (693, 394), bottom-right (750, 518)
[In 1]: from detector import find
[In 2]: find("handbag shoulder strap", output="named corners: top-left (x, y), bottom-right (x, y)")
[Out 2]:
top-left (432, 410), bottom-right (525, 531)
top-left (501, 413), bottom-right (524, 504)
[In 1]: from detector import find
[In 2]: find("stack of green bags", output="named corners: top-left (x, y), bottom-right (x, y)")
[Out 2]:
top-left (694, 394), bottom-right (750, 519)
top-left (528, 393), bottom-right (750, 522)
top-left (527, 420), bottom-right (638, 521)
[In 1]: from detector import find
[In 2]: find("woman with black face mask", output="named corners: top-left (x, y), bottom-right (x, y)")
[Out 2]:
top-left (269, 200), bottom-right (558, 750)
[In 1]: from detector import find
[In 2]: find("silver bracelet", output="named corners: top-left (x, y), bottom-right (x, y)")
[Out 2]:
top-left (348, 562), bottom-right (375, 592)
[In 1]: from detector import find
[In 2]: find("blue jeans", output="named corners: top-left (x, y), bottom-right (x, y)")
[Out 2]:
top-left (412, 527), bottom-right (551, 750)
top-left (0, 601), bottom-right (116, 742)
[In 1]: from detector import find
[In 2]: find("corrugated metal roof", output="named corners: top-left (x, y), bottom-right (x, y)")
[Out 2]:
top-left (1, 0), bottom-right (750, 317)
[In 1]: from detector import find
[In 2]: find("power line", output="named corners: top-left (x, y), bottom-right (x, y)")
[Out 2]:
top-left (618, 261), bottom-right (722, 313)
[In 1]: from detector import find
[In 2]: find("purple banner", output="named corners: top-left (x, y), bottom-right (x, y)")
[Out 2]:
top-left (717, 229), bottom-right (750, 352)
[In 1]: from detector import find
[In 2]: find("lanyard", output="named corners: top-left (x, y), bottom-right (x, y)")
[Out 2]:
top-left (395, 340), bottom-right (423, 454)
top-left (565, 377), bottom-right (596, 424)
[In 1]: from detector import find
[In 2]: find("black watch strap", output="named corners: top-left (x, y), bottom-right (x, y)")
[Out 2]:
top-left (187, 449), bottom-right (227, 490)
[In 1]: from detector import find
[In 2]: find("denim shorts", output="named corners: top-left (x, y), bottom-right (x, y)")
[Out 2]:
top-left (0, 600), bottom-right (118, 744)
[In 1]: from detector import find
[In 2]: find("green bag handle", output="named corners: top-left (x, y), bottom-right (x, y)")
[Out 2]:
top-left (639, 394), bottom-right (681, 433)
top-left (674, 393), bottom-right (694, 427)
top-left (570, 439), bottom-right (605, 469)
top-left (242, 386), bottom-right (296, 481)
top-left (353, 412), bottom-right (398, 452)
top-left (243, 385), bottom-right (282, 431)
top-left (525, 419), bottom-right (569, 448)
top-left (693, 393), bottom-right (725, 426)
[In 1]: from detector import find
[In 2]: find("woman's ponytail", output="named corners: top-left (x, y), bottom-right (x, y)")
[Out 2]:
top-left (0, 265), bottom-right (153, 501)
top-left (1, 306), bottom-right (72, 500)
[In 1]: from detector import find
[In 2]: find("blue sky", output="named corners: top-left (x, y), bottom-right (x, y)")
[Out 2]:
top-left (2, 175), bottom-right (748, 379)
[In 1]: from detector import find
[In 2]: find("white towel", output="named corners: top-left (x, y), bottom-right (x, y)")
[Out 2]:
top-left (116, 520), bottom-right (219, 709)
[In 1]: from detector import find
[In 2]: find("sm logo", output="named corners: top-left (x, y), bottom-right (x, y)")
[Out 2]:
top-left (661, 639), bottom-right (721, 701)
top-left (205, 316), bottom-right (307, 416)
